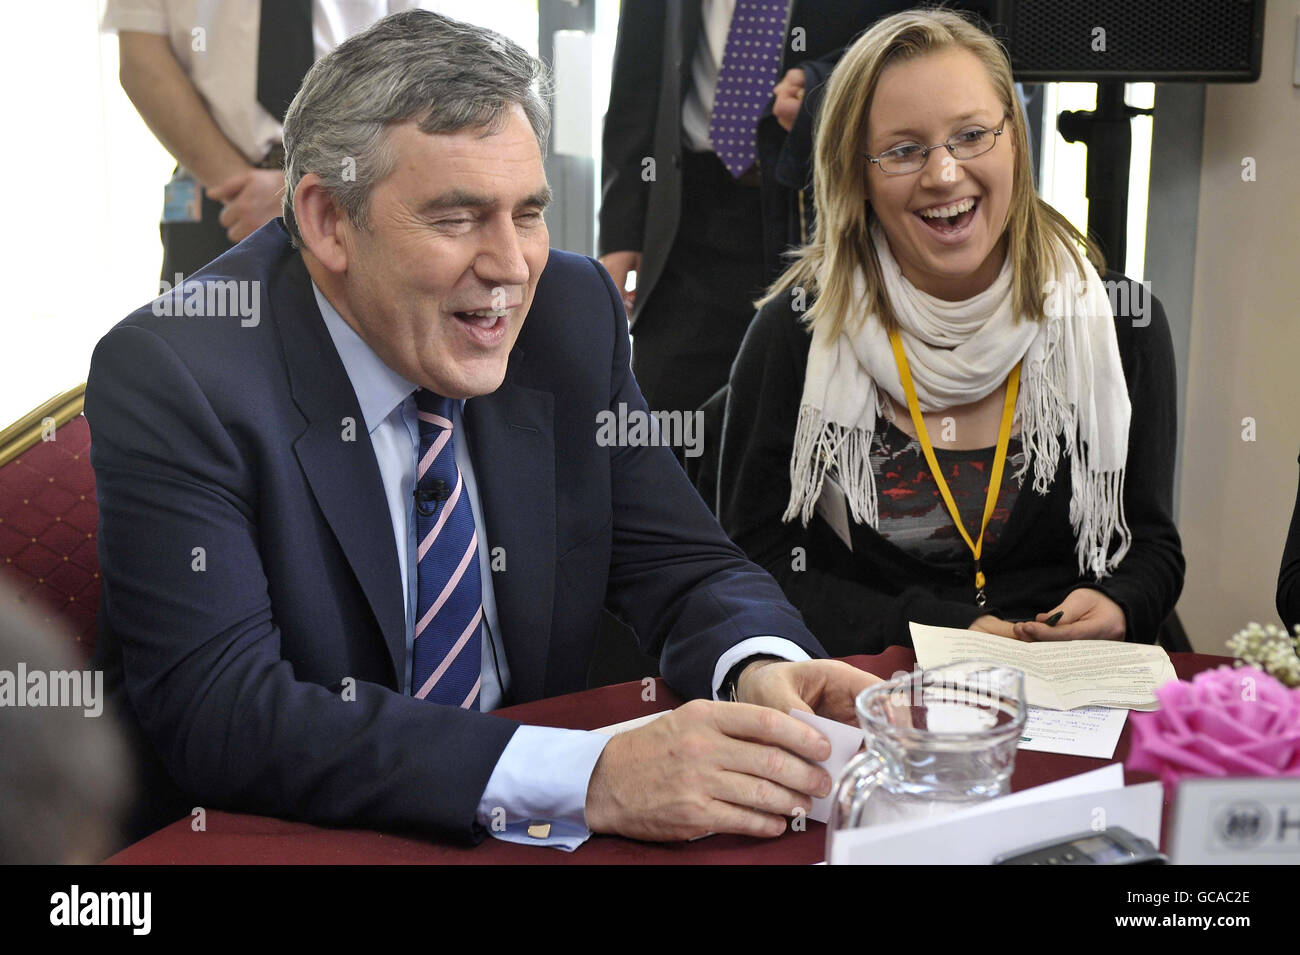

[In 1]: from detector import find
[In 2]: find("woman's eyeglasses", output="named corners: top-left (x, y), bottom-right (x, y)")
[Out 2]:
top-left (866, 116), bottom-right (1009, 176)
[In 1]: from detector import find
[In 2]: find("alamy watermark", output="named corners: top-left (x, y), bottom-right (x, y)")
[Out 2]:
top-left (50, 885), bottom-right (150, 935)
top-left (596, 403), bottom-right (703, 459)
top-left (0, 664), bottom-right (103, 717)
top-left (1043, 274), bottom-right (1152, 327)
top-left (152, 274), bottom-right (261, 327)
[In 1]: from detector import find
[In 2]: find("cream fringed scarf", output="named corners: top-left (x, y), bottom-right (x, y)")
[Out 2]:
top-left (785, 222), bottom-right (1133, 578)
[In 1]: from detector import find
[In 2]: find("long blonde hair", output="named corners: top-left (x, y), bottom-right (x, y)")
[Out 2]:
top-left (759, 7), bottom-right (1103, 337)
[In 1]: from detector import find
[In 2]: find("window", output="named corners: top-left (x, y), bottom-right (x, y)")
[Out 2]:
top-left (1038, 81), bottom-right (1155, 282)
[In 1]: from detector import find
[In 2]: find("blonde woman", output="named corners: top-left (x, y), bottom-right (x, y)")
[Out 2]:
top-left (717, 8), bottom-right (1183, 655)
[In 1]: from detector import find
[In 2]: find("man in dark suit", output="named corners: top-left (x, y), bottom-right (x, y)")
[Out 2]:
top-left (598, 1), bottom-right (915, 445)
top-left (87, 10), bottom-right (873, 851)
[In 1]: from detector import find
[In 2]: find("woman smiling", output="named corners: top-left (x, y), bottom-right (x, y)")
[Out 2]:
top-left (717, 8), bottom-right (1184, 653)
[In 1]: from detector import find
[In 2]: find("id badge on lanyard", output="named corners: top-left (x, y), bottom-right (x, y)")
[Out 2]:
top-left (162, 168), bottom-right (202, 223)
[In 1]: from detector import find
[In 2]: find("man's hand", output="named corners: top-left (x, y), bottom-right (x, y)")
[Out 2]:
top-left (598, 250), bottom-right (641, 313)
top-left (771, 68), bottom-right (806, 132)
top-left (1013, 588), bottom-right (1127, 642)
top-left (584, 698), bottom-right (833, 841)
top-left (735, 658), bottom-right (878, 724)
top-left (209, 168), bottom-right (288, 242)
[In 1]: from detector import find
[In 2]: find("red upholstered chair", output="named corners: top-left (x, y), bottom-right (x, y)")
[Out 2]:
top-left (0, 385), bottom-right (100, 660)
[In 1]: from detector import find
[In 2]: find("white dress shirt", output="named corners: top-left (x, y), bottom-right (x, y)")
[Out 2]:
top-left (102, 0), bottom-right (423, 163)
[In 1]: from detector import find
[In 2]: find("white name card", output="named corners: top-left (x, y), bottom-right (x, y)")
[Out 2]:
top-left (828, 765), bottom-right (1163, 865)
top-left (1171, 777), bottom-right (1300, 864)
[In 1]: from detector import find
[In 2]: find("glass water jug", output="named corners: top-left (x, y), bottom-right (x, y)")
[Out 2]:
top-left (829, 662), bottom-right (1027, 838)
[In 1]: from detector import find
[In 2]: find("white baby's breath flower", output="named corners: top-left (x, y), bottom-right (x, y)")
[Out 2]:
top-left (1227, 622), bottom-right (1300, 687)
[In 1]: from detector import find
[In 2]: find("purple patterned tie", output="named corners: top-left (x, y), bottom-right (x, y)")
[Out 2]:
top-left (708, 0), bottom-right (791, 177)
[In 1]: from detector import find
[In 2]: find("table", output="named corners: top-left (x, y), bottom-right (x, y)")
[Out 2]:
top-left (105, 648), bottom-right (1229, 864)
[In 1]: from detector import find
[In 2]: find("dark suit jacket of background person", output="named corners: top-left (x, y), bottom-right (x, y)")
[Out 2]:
top-left (599, 1), bottom-right (1001, 326)
top-left (598, 0), bottom-right (915, 329)
top-left (717, 271), bottom-right (1185, 656)
top-left (1276, 452), bottom-right (1300, 631)
top-left (85, 220), bottom-right (826, 847)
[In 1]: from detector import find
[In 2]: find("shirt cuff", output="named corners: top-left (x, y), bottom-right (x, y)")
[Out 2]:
top-left (476, 724), bottom-right (610, 851)
top-left (102, 6), bottom-right (169, 35)
top-left (712, 637), bottom-right (812, 701)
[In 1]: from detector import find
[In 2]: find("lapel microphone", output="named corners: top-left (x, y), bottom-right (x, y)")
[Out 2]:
top-left (414, 479), bottom-right (451, 517)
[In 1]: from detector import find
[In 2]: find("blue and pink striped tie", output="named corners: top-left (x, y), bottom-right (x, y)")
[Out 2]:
top-left (411, 389), bottom-right (482, 709)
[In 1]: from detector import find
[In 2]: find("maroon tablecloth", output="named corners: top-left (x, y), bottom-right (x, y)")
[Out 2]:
top-left (105, 648), bottom-right (1228, 864)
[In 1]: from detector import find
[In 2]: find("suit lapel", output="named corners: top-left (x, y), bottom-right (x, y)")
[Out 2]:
top-left (464, 370), bottom-right (555, 704)
top-left (273, 251), bottom-right (408, 686)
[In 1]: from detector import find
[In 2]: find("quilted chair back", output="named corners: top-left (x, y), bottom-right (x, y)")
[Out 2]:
top-left (0, 386), bottom-right (100, 660)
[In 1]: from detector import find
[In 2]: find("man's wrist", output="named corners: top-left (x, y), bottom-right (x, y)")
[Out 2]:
top-left (722, 654), bottom-right (782, 702)
top-left (711, 638), bottom-right (812, 701)
top-left (477, 725), bottom-right (609, 846)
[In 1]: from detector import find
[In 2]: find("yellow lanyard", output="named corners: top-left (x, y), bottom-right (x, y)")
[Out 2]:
top-left (888, 330), bottom-right (1020, 607)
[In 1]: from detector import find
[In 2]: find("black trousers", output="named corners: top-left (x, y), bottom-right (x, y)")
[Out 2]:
top-left (159, 178), bottom-right (234, 283)
top-left (631, 150), bottom-right (767, 428)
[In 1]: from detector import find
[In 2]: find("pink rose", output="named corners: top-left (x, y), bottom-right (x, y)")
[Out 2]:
top-left (1127, 667), bottom-right (1300, 791)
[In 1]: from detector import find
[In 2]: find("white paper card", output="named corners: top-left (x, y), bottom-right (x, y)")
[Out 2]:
top-left (788, 710), bottom-right (866, 823)
top-left (829, 777), bottom-right (1162, 865)
top-left (823, 764), bottom-right (1124, 861)
top-left (1019, 705), bottom-right (1128, 759)
top-left (910, 622), bottom-right (1178, 710)
top-left (833, 763), bottom-right (1124, 835)
top-left (814, 474), bottom-right (853, 551)
top-left (1171, 777), bottom-right (1300, 864)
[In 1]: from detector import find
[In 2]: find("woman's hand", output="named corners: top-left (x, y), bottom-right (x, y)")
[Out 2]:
top-left (969, 614), bottom-right (1021, 639)
top-left (1013, 588), bottom-right (1127, 642)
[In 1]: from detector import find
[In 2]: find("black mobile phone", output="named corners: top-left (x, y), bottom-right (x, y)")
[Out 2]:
top-left (993, 827), bottom-right (1168, 865)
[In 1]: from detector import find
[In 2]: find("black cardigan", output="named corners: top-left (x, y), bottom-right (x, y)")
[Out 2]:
top-left (717, 271), bottom-right (1185, 655)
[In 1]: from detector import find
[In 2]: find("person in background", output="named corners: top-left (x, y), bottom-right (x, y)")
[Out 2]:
top-left (0, 581), bottom-right (131, 863)
top-left (104, 0), bottom-right (421, 282)
top-left (1275, 453), bottom-right (1300, 631)
top-left (598, 1), bottom-right (915, 467)
top-left (593, 0), bottom-right (913, 685)
top-left (718, 8), bottom-right (1184, 655)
